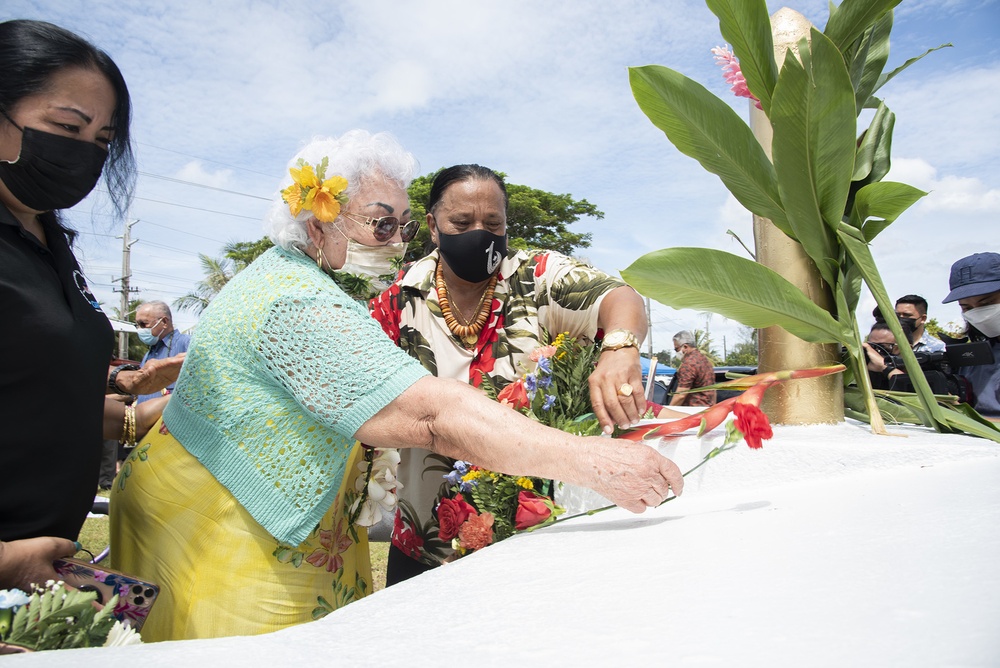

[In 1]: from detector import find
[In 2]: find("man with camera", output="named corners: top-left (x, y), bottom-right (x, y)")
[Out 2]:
top-left (863, 323), bottom-right (958, 395)
top-left (942, 252), bottom-right (1000, 418)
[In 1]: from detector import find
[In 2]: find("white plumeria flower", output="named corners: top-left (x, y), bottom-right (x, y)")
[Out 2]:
top-left (352, 448), bottom-right (402, 527)
top-left (103, 620), bottom-right (143, 647)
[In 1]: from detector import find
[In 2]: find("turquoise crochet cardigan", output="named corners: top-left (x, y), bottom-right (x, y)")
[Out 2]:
top-left (162, 246), bottom-right (429, 545)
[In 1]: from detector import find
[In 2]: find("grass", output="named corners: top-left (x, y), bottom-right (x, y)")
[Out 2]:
top-left (79, 490), bottom-right (391, 593)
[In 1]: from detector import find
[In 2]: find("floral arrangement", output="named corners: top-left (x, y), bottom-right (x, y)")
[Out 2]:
top-left (0, 581), bottom-right (141, 653)
top-left (438, 462), bottom-right (563, 558)
top-left (280, 157), bottom-right (349, 223)
top-left (487, 332), bottom-right (604, 436)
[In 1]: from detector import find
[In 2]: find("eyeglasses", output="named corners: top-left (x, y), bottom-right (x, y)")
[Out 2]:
top-left (136, 316), bottom-right (164, 329)
top-left (342, 212), bottom-right (420, 243)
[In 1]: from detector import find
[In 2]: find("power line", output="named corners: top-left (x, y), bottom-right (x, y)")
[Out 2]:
top-left (137, 171), bottom-right (271, 200)
top-left (136, 141), bottom-right (279, 179)
top-left (91, 189), bottom-right (263, 220)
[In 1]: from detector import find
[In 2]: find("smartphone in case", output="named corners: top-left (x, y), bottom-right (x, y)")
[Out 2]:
top-left (52, 557), bottom-right (159, 630)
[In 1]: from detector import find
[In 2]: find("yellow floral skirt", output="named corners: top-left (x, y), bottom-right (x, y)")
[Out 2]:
top-left (109, 419), bottom-right (371, 642)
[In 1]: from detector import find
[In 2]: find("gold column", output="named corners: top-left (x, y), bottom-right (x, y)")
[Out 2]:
top-left (752, 8), bottom-right (843, 425)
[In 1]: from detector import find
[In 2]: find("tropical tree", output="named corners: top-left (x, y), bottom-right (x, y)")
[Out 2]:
top-left (724, 327), bottom-right (759, 367)
top-left (173, 254), bottom-right (237, 315)
top-left (621, 0), bottom-right (998, 442)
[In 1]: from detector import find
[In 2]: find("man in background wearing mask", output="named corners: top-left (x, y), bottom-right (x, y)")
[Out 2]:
top-left (134, 300), bottom-right (190, 403)
top-left (894, 294), bottom-right (946, 353)
top-left (942, 252), bottom-right (1000, 418)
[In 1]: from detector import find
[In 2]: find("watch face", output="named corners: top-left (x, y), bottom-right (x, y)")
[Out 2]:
top-left (606, 331), bottom-right (627, 346)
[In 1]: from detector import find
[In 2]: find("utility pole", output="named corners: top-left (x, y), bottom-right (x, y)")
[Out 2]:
top-left (113, 219), bottom-right (140, 359)
top-left (645, 296), bottom-right (653, 358)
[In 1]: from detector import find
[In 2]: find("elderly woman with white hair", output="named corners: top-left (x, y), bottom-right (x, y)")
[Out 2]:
top-left (111, 130), bottom-right (684, 642)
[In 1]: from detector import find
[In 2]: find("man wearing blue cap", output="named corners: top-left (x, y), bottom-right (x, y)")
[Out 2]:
top-left (943, 252), bottom-right (1000, 418)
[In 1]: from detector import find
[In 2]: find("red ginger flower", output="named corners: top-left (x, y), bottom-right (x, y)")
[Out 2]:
top-left (712, 46), bottom-right (762, 110)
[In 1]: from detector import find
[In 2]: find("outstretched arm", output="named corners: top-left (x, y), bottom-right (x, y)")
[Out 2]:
top-left (355, 376), bottom-right (683, 513)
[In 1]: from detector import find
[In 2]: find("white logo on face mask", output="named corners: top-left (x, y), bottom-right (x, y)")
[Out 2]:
top-left (485, 240), bottom-right (501, 275)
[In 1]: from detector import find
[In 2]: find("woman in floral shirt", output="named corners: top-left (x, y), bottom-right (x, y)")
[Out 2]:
top-left (370, 164), bottom-right (650, 584)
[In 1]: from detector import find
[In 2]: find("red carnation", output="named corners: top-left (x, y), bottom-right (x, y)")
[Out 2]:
top-left (458, 512), bottom-right (495, 551)
top-left (732, 402), bottom-right (773, 449)
top-left (515, 490), bottom-right (554, 530)
top-left (437, 494), bottom-right (477, 542)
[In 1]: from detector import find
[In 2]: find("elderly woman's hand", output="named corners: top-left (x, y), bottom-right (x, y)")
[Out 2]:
top-left (582, 437), bottom-right (684, 511)
top-left (588, 347), bottom-right (646, 434)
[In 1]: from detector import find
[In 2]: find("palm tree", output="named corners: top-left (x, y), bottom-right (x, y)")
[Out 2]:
top-left (173, 254), bottom-right (236, 316)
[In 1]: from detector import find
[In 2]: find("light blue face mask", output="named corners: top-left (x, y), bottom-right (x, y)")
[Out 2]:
top-left (136, 328), bottom-right (160, 346)
top-left (136, 316), bottom-right (164, 346)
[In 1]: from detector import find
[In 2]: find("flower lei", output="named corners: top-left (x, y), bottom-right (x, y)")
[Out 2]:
top-left (347, 446), bottom-right (402, 537)
top-left (280, 157), bottom-right (349, 223)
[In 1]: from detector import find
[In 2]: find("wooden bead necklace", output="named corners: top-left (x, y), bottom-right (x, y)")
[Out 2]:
top-left (435, 261), bottom-right (498, 347)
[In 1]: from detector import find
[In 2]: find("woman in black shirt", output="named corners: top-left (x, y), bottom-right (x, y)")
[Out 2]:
top-left (0, 19), bottom-right (136, 590)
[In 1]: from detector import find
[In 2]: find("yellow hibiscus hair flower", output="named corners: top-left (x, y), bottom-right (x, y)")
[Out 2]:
top-left (280, 159), bottom-right (349, 223)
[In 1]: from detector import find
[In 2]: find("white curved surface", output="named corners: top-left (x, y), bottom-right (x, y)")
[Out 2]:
top-left (12, 421), bottom-right (1000, 666)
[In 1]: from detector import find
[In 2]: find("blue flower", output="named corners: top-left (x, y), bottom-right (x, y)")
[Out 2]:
top-left (460, 481), bottom-right (476, 493)
top-left (444, 469), bottom-right (463, 486)
top-left (454, 461), bottom-right (470, 475)
top-left (537, 374), bottom-right (552, 389)
top-left (525, 373), bottom-right (538, 393)
top-left (0, 588), bottom-right (30, 609)
top-left (542, 394), bottom-right (556, 411)
top-left (536, 356), bottom-right (552, 374)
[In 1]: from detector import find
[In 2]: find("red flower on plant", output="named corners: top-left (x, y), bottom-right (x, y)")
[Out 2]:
top-left (437, 493), bottom-right (477, 541)
top-left (392, 512), bottom-right (424, 560)
top-left (732, 402), bottom-right (773, 449)
top-left (305, 520), bottom-right (353, 572)
top-left (497, 378), bottom-right (530, 410)
top-left (515, 490), bottom-right (554, 530)
top-left (458, 511), bottom-right (495, 551)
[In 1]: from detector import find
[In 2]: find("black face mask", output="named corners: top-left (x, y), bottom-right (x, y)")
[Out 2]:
top-left (0, 113), bottom-right (107, 211)
top-left (437, 228), bottom-right (507, 283)
top-left (897, 316), bottom-right (918, 340)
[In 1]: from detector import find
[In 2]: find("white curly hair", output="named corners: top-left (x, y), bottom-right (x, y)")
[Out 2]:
top-left (263, 130), bottom-right (418, 251)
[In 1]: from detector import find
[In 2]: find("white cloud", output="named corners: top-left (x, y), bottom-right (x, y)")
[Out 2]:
top-left (174, 162), bottom-right (235, 189)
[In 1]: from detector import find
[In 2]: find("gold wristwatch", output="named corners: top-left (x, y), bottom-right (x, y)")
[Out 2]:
top-left (600, 328), bottom-right (640, 352)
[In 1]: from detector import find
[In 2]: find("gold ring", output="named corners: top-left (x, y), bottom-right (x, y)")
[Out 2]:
top-left (617, 383), bottom-right (633, 397)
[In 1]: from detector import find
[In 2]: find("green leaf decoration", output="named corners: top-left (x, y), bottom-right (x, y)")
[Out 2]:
top-left (852, 10), bottom-right (893, 114)
top-left (622, 248), bottom-right (850, 344)
top-left (823, 0), bottom-right (901, 54)
top-left (868, 43), bottom-right (953, 102)
top-left (770, 29), bottom-right (857, 286)
top-left (706, 0), bottom-right (778, 114)
top-left (848, 181), bottom-right (926, 241)
top-left (852, 101), bottom-right (895, 182)
top-left (629, 65), bottom-right (790, 236)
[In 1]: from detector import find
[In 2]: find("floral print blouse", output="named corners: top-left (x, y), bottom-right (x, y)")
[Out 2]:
top-left (370, 248), bottom-right (624, 565)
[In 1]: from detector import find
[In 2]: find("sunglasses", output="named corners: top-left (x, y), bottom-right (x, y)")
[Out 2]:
top-left (342, 212), bottom-right (420, 243)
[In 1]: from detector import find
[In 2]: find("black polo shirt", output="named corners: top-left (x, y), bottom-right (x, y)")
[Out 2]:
top-left (0, 204), bottom-right (113, 541)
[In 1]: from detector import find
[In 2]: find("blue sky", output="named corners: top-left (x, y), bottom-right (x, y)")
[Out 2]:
top-left (7, 0), bottom-right (999, 355)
